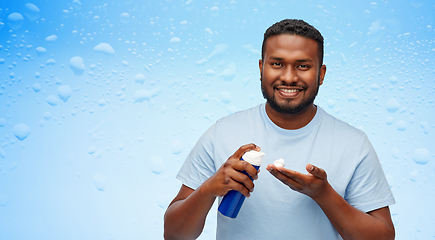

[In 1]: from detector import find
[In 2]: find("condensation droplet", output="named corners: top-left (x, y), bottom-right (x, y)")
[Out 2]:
top-left (412, 148), bottom-right (431, 165)
top-left (327, 99), bottom-right (335, 108)
top-left (72, 0), bottom-right (82, 10)
top-left (36, 47), bottom-right (46, 57)
top-left (420, 121), bottom-right (429, 134)
top-left (32, 83), bottom-right (41, 92)
top-left (43, 112), bottom-right (52, 120)
top-left (385, 116), bottom-right (394, 125)
top-left (180, 20), bottom-right (188, 29)
top-left (220, 62), bottom-right (236, 81)
top-left (389, 76), bottom-right (398, 85)
top-left (46, 95), bottom-right (58, 106)
top-left (57, 85), bottom-right (72, 102)
top-left (347, 93), bottom-right (358, 102)
top-left (13, 123), bottom-right (31, 141)
top-left (170, 37), bottom-right (181, 44)
top-left (396, 120), bottom-right (407, 131)
top-left (386, 98), bottom-right (400, 113)
top-left (0, 148), bottom-right (6, 158)
top-left (391, 147), bottom-right (400, 159)
top-left (88, 146), bottom-right (96, 154)
top-left (97, 99), bottom-right (107, 106)
top-left (171, 140), bottom-right (184, 155)
top-left (150, 155), bottom-right (165, 174)
top-left (133, 88), bottom-right (161, 102)
top-left (24, 3), bottom-right (40, 21)
top-left (210, 6), bottom-right (219, 17)
top-left (69, 56), bottom-right (85, 76)
top-left (46, 35), bottom-right (58, 42)
top-left (120, 13), bottom-right (130, 24)
top-left (410, 169), bottom-right (419, 182)
top-left (93, 173), bottom-right (108, 191)
top-left (7, 13), bottom-right (24, 30)
top-left (134, 74), bottom-right (146, 84)
top-left (370, 83), bottom-right (379, 91)
top-left (205, 69), bottom-right (215, 76)
top-left (220, 91), bottom-right (232, 103)
top-left (94, 43), bottom-right (115, 55)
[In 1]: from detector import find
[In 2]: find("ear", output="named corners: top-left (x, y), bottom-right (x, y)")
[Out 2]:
top-left (259, 59), bottom-right (263, 80)
top-left (319, 65), bottom-right (326, 85)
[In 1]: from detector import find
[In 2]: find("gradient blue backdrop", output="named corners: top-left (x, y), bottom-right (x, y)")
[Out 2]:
top-left (0, 0), bottom-right (434, 239)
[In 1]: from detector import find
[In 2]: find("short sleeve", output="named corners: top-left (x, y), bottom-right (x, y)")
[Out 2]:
top-left (176, 124), bottom-right (217, 190)
top-left (344, 134), bottom-right (395, 212)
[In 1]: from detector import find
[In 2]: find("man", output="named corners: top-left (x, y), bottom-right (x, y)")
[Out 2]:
top-left (164, 19), bottom-right (395, 240)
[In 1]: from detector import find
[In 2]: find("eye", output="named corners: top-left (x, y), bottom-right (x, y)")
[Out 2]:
top-left (298, 64), bottom-right (310, 69)
top-left (271, 62), bottom-right (282, 67)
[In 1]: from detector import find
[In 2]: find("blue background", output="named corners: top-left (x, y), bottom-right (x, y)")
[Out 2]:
top-left (0, 0), bottom-right (434, 239)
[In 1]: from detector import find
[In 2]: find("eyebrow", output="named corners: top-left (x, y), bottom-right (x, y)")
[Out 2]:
top-left (268, 57), bottom-right (314, 62)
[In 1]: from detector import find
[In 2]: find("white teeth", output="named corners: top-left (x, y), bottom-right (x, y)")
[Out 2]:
top-left (279, 89), bottom-right (299, 93)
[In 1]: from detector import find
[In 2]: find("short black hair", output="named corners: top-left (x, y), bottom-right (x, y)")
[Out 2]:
top-left (261, 19), bottom-right (324, 67)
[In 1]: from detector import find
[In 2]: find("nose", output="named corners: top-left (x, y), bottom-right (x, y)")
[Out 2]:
top-left (280, 66), bottom-right (298, 83)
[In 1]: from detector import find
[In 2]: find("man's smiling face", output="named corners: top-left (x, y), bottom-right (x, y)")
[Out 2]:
top-left (259, 34), bottom-right (326, 115)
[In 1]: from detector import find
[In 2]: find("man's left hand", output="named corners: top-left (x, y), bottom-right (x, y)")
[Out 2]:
top-left (267, 163), bottom-right (330, 200)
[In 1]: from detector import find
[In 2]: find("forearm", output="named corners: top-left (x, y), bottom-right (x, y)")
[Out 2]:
top-left (164, 186), bottom-right (216, 240)
top-left (313, 184), bottom-right (394, 240)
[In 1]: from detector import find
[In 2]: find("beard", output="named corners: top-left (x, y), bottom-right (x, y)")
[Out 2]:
top-left (261, 76), bottom-right (320, 115)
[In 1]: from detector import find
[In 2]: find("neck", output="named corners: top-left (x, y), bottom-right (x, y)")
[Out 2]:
top-left (265, 103), bottom-right (317, 130)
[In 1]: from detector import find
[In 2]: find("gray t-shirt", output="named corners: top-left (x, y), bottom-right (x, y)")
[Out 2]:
top-left (177, 103), bottom-right (395, 239)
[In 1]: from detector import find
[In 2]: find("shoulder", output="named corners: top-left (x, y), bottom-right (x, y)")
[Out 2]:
top-left (215, 104), bottom-right (263, 127)
top-left (318, 107), bottom-right (366, 139)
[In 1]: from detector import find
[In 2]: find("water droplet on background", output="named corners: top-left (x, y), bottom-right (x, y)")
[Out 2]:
top-left (180, 20), bottom-right (188, 29)
top-left (150, 155), bottom-right (165, 174)
top-left (389, 76), bottom-right (398, 85)
top-left (347, 93), bottom-right (358, 102)
top-left (396, 120), bottom-right (407, 131)
top-left (412, 148), bottom-right (431, 165)
top-left (57, 85), bottom-right (72, 102)
top-left (171, 140), bottom-right (184, 155)
top-left (0, 149), bottom-right (6, 158)
top-left (36, 47), bottom-right (46, 57)
top-left (391, 147), bottom-right (401, 159)
top-left (97, 99), bottom-right (107, 106)
top-left (46, 35), bottom-right (58, 42)
top-left (72, 0), bottom-right (82, 10)
top-left (134, 74), bottom-right (146, 84)
top-left (32, 83), bottom-right (41, 92)
top-left (7, 13), bottom-right (24, 30)
top-left (88, 146), bottom-right (96, 154)
top-left (420, 121), bottom-right (429, 134)
top-left (133, 88), bottom-right (161, 102)
top-left (220, 91), bottom-right (232, 104)
top-left (24, 3), bottom-right (40, 21)
top-left (13, 123), bottom-right (31, 141)
top-left (94, 43), bottom-right (115, 55)
top-left (327, 99), bottom-right (335, 108)
top-left (386, 98), bottom-right (400, 113)
top-left (210, 6), bottom-right (219, 17)
top-left (120, 13), bottom-right (130, 24)
top-left (0, 118), bottom-right (6, 127)
top-left (93, 173), bottom-right (108, 191)
top-left (69, 56), bottom-right (85, 76)
top-left (46, 95), bottom-right (58, 106)
top-left (43, 112), bottom-right (52, 120)
top-left (409, 169), bottom-right (419, 182)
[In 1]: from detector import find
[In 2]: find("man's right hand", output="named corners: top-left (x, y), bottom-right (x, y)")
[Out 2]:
top-left (199, 143), bottom-right (261, 198)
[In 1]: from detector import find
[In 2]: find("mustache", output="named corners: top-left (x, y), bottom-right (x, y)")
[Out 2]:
top-left (272, 82), bottom-right (307, 89)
